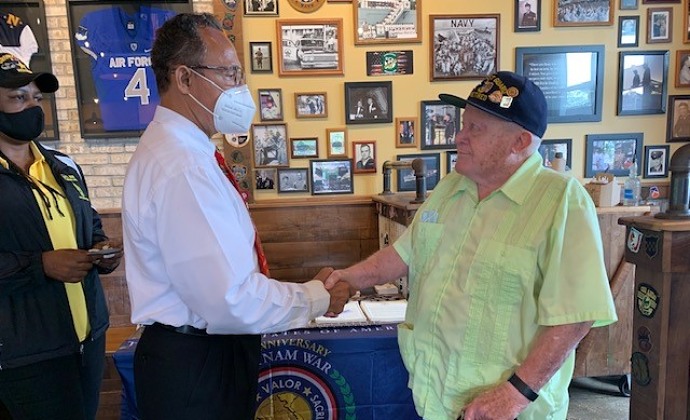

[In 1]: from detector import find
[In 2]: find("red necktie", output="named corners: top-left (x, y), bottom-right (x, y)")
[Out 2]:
top-left (214, 150), bottom-right (271, 277)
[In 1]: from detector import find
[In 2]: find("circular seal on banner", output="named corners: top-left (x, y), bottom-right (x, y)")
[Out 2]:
top-left (631, 352), bottom-right (651, 386)
top-left (636, 283), bottom-right (659, 318)
top-left (224, 133), bottom-right (250, 148)
top-left (222, 0), bottom-right (238, 10)
top-left (230, 150), bottom-right (244, 163)
top-left (287, 0), bottom-right (326, 13)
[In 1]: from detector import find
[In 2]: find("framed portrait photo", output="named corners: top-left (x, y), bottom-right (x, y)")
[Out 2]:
top-left (554, 0), bottom-right (613, 27)
top-left (251, 123), bottom-right (289, 167)
top-left (643, 145), bottom-right (670, 178)
top-left (420, 100), bottom-right (461, 150)
top-left (277, 168), bottom-right (310, 193)
top-left (276, 19), bottom-right (344, 77)
top-left (617, 50), bottom-right (669, 116)
top-left (430, 14), bottom-right (500, 81)
top-left (344, 81), bottom-right (393, 124)
top-left (666, 95), bottom-right (690, 142)
top-left (326, 128), bottom-right (347, 158)
top-left (396, 117), bottom-right (418, 148)
top-left (618, 16), bottom-right (639, 48)
top-left (620, 0), bottom-right (638, 10)
top-left (538, 139), bottom-right (573, 169)
top-left (647, 7), bottom-right (673, 43)
top-left (310, 159), bottom-right (354, 195)
top-left (396, 153), bottom-right (441, 191)
top-left (290, 137), bottom-right (319, 159)
top-left (249, 41), bottom-right (272, 73)
top-left (254, 168), bottom-right (277, 191)
top-left (258, 88), bottom-right (283, 121)
top-left (515, 0), bottom-right (541, 32)
top-left (352, 141), bottom-right (377, 174)
top-left (354, 0), bottom-right (421, 45)
top-left (245, 0), bottom-right (278, 16)
top-left (584, 133), bottom-right (643, 178)
top-left (294, 92), bottom-right (328, 118)
top-left (446, 151), bottom-right (458, 174)
top-left (675, 50), bottom-right (690, 88)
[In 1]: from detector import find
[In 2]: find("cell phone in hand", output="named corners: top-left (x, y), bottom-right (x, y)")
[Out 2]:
top-left (88, 247), bottom-right (121, 258)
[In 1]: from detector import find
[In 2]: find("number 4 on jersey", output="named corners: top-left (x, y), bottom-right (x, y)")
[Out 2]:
top-left (125, 67), bottom-right (151, 105)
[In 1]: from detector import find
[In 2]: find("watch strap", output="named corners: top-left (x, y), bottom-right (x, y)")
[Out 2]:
top-left (508, 373), bottom-right (539, 402)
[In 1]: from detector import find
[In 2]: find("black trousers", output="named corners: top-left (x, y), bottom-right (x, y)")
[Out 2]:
top-left (134, 323), bottom-right (261, 420)
top-left (0, 334), bottom-right (106, 420)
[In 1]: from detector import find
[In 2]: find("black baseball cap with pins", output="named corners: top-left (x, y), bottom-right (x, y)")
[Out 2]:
top-left (0, 53), bottom-right (58, 93)
top-left (439, 71), bottom-right (547, 138)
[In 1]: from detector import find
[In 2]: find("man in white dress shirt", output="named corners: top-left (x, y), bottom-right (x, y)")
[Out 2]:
top-left (122, 13), bottom-right (351, 420)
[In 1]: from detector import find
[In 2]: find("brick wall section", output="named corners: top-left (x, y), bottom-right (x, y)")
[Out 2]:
top-left (41, 0), bottom-right (215, 210)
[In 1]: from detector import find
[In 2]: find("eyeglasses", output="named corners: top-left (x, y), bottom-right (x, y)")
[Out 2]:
top-left (189, 65), bottom-right (245, 85)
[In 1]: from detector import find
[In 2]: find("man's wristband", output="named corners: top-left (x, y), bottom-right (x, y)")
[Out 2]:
top-left (508, 373), bottom-right (539, 402)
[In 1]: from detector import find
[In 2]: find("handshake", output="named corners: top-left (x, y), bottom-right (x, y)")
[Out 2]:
top-left (314, 267), bottom-right (355, 317)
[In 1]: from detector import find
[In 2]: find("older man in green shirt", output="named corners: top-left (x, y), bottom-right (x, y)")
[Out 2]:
top-left (325, 71), bottom-right (617, 420)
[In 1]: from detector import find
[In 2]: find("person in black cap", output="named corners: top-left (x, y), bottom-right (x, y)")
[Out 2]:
top-left (0, 52), bottom-right (122, 420)
top-left (324, 71), bottom-right (616, 419)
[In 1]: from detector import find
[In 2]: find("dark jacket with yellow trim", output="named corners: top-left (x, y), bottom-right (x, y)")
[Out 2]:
top-left (0, 142), bottom-right (110, 369)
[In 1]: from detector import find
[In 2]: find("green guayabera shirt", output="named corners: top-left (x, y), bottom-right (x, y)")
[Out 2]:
top-left (394, 153), bottom-right (618, 420)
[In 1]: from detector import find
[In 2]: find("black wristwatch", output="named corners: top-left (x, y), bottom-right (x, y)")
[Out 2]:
top-left (508, 373), bottom-right (539, 402)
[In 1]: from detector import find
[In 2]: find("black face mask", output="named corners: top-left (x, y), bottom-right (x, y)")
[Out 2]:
top-left (0, 106), bottom-right (45, 142)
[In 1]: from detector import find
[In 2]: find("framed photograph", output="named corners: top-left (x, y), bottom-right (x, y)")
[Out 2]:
top-left (647, 7), bottom-right (672, 43)
top-left (326, 128), bottom-right (347, 158)
top-left (354, 0), bottom-right (421, 45)
top-left (685, 0), bottom-right (690, 43)
top-left (352, 141), bottom-right (377, 174)
top-left (396, 153), bottom-right (441, 191)
top-left (290, 137), bottom-right (319, 159)
top-left (515, 45), bottom-right (605, 123)
top-left (430, 14), bottom-right (500, 81)
top-left (67, 1), bottom-right (192, 138)
top-left (538, 139), bottom-right (573, 169)
top-left (258, 88), bottom-right (283, 121)
top-left (666, 95), bottom-right (690, 142)
top-left (276, 19), bottom-right (344, 77)
top-left (642, 0), bottom-right (680, 3)
top-left (554, 0), bottom-right (613, 27)
top-left (617, 51), bottom-right (669, 116)
top-left (676, 50), bottom-right (690, 87)
top-left (396, 117), bottom-right (418, 148)
top-left (620, 0), bottom-right (638, 10)
top-left (344, 81), bottom-right (393, 124)
top-left (515, 0), bottom-right (541, 32)
top-left (310, 159), bottom-right (354, 195)
top-left (420, 100), bottom-right (461, 150)
top-left (446, 151), bottom-right (458, 174)
top-left (366, 50), bottom-right (414, 76)
top-left (643, 145), bottom-right (670, 178)
top-left (584, 133), bottom-right (643, 178)
top-left (252, 123), bottom-right (289, 167)
top-left (295, 92), bottom-right (328, 118)
top-left (249, 42), bottom-right (272, 73)
top-left (245, 0), bottom-right (278, 16)
top-left (277, 168), bottom-right (310, 193)
top-left (618, 16), bottom-right (639, 48)
top-left (255, 168), bottom-right (277, 191)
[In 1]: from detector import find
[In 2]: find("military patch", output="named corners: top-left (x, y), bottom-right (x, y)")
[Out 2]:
top-left (222, 0), bottom-right (238, 10)
top-left (636, 283), bottom-right (659, 318)
top-left (631, 352), bottom-right (651, 386)
top-left (287, 0), bottom-right (326, 13)
top-left (637, 326), bottom-right (652, 353)
top-left (644, 235), bottom-right (659, 259)
top-left (627, 227), bottom-right (643, 253)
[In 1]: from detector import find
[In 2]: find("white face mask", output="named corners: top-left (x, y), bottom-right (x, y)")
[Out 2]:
top-left (187, 69), bottom-right (256, 135)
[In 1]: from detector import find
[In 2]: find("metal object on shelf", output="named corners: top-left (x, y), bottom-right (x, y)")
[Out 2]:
top-left (380, 158), bottom-right (427, 203)
top-left (655, 143), bottom-right (690, 219)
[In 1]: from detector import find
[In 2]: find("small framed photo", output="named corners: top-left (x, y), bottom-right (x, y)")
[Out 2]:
top-left (352, 141), bottom-right (376, 174)
top-left (245, 0), bottom-right (278, 16)
top-left (643, 145), bottom-right (670, 178)
top-left (276, 19), bottom-right (344, 77)
top-left (554, 0), bottom-right (613, 26)
top-left (420, 100), bottom-right (461, 150)
top-left (666, 95), bottom-right (690, 142)
top-left (618, 16), bottom-right (639, 48)
top-left (310, 159), bottom-right (354, 195)
top-left (620, 0), bottom-right (638, 10)
top-left (249, 42), bottom-right (272, 73)
top-left (326, 128), bottom-right (347, 158)
top-left (252, 123), bottom-right (289, 167)
top-left (366, 50), bottom-right (414, 76)
top-left (430, 14), bottom-right (500, 81)
top-left (617, 50), bottom-right (669, 116)
top-left (396, 153), bottom-right (441, 191)
top-left (515, 0), bottom-right (541, 32)
top-left (685, 0), bottom-right (690, 43)
top-left (290, 137), bottom-right (319, 159)
top-left (255, 168), bottom-right (277, 190)
top-left (295, 92), bottom-right (328, 118)
top-left (396, 117), bottom-right (418, 148)
top-left (354, 0), bottom-right (421, 45)
top-left (538, 139), bottom-right (573, 169)
top-left (258, 89), bottom-right (283, 121)
top-left (676, 50), bottom-right (690, 87)
top-left (584, 133), bottom-right (643, 178)
top-left (446, 151), bottom-right (458, 174)
top-left (647, 7), bottom-right (673, 43)
top-left (344, 81), bottom-right (393, 124)
top-left (278, 168), bottom-right (310, 193)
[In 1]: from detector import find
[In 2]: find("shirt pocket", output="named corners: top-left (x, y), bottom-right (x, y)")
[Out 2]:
top-left (409, 222), bottom-right (445, 293)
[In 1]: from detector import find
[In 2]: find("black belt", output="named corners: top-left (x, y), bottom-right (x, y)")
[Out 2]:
top-left (153, 322), bottom-right (209, 336)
